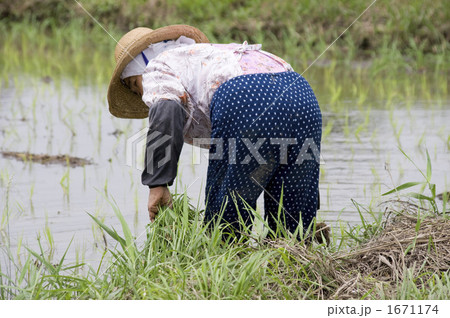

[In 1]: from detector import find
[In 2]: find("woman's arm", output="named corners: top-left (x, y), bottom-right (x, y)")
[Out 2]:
top-left (142, 99), bottom-right (186, 221)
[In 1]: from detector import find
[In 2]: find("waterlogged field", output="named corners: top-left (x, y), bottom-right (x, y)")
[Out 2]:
top-left (0, 10), bottom-right (449, 298)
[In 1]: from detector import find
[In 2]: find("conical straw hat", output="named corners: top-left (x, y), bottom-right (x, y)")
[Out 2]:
top-left (107, 25), bottom-right (209, 118)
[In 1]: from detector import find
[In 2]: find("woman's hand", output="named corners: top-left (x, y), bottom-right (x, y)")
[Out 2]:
top-left (148, 186), bottom-right (172, 222)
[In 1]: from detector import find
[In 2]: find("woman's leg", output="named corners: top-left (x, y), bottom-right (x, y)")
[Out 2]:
top-left (263, 73), bottom-right (322, 237)
top-left (264, 155), bottom-right (320, 237)
top-left (204, 76), bottom-right (267, 233)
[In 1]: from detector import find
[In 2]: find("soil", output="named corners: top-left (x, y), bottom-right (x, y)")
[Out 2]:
top-left (1, 151), bottom-right (93, 167)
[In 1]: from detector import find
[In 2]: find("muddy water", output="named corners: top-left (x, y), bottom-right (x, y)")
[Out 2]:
top-left (0, 78), bottom-right (449, 269)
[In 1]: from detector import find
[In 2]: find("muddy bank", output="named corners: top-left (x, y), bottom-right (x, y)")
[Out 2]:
top-left (1, 151), bottom-right (93, 167)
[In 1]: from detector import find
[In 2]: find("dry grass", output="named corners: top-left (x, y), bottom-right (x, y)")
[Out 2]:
top-left (339, 211), bottom-right (450, 280)
top-left (264, 204), bottom-right (450, 299)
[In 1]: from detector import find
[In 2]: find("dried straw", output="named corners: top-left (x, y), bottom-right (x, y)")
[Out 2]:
top-left (264, 203), bottom-right (450, 299)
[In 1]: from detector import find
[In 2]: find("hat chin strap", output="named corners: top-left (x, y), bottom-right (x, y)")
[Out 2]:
top-left (141, 51), bottom-right (149, 65)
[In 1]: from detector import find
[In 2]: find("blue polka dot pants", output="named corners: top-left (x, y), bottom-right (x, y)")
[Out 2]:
top-left (205, 71), bottom-right (322, 237)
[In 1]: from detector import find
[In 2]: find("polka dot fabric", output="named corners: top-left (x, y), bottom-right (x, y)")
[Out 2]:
top-left (205, 71), bottom-right (322, 237)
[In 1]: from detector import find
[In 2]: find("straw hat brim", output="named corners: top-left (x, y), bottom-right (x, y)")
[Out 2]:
top-left (107, 25), bottom-right (209, 119)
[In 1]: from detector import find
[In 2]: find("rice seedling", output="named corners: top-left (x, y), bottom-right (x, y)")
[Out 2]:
top-left (354, 108), bottom-right (370, 142)
top-left (0, 175), bottom-right (12, 233)
top-left (61, 108), bottom-right (76, 137)
top-left (0, 169), bottom-right (10, 189)
top-left (320, 119), bottom-right (334, 144)
top-left (382, 149), bottom-right (441, 214)
top-left (133, 185), bottom-right (139, 215)
top-left (97, 108), bottom-right (103, 150)
top-left (343, 199), bottom-right (383, 247)
top-left (59, 163), bottom-right (70, 199)
top-left (43, 214), bottom-right (55, 261)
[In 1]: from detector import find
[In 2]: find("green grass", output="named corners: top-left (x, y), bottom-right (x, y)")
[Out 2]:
top-left (1, 189), bottom-right (449, 300)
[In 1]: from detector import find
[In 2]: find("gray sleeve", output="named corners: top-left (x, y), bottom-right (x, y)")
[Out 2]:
top-left (141, 100), bottom-right (185, 188)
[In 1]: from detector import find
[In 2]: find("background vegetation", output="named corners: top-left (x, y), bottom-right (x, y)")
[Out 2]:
top-left (1, 0), bottom-right (449, 84)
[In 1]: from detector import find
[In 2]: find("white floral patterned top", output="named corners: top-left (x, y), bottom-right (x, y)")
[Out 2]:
top-left (141, 42), bottom-right (293, 146)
